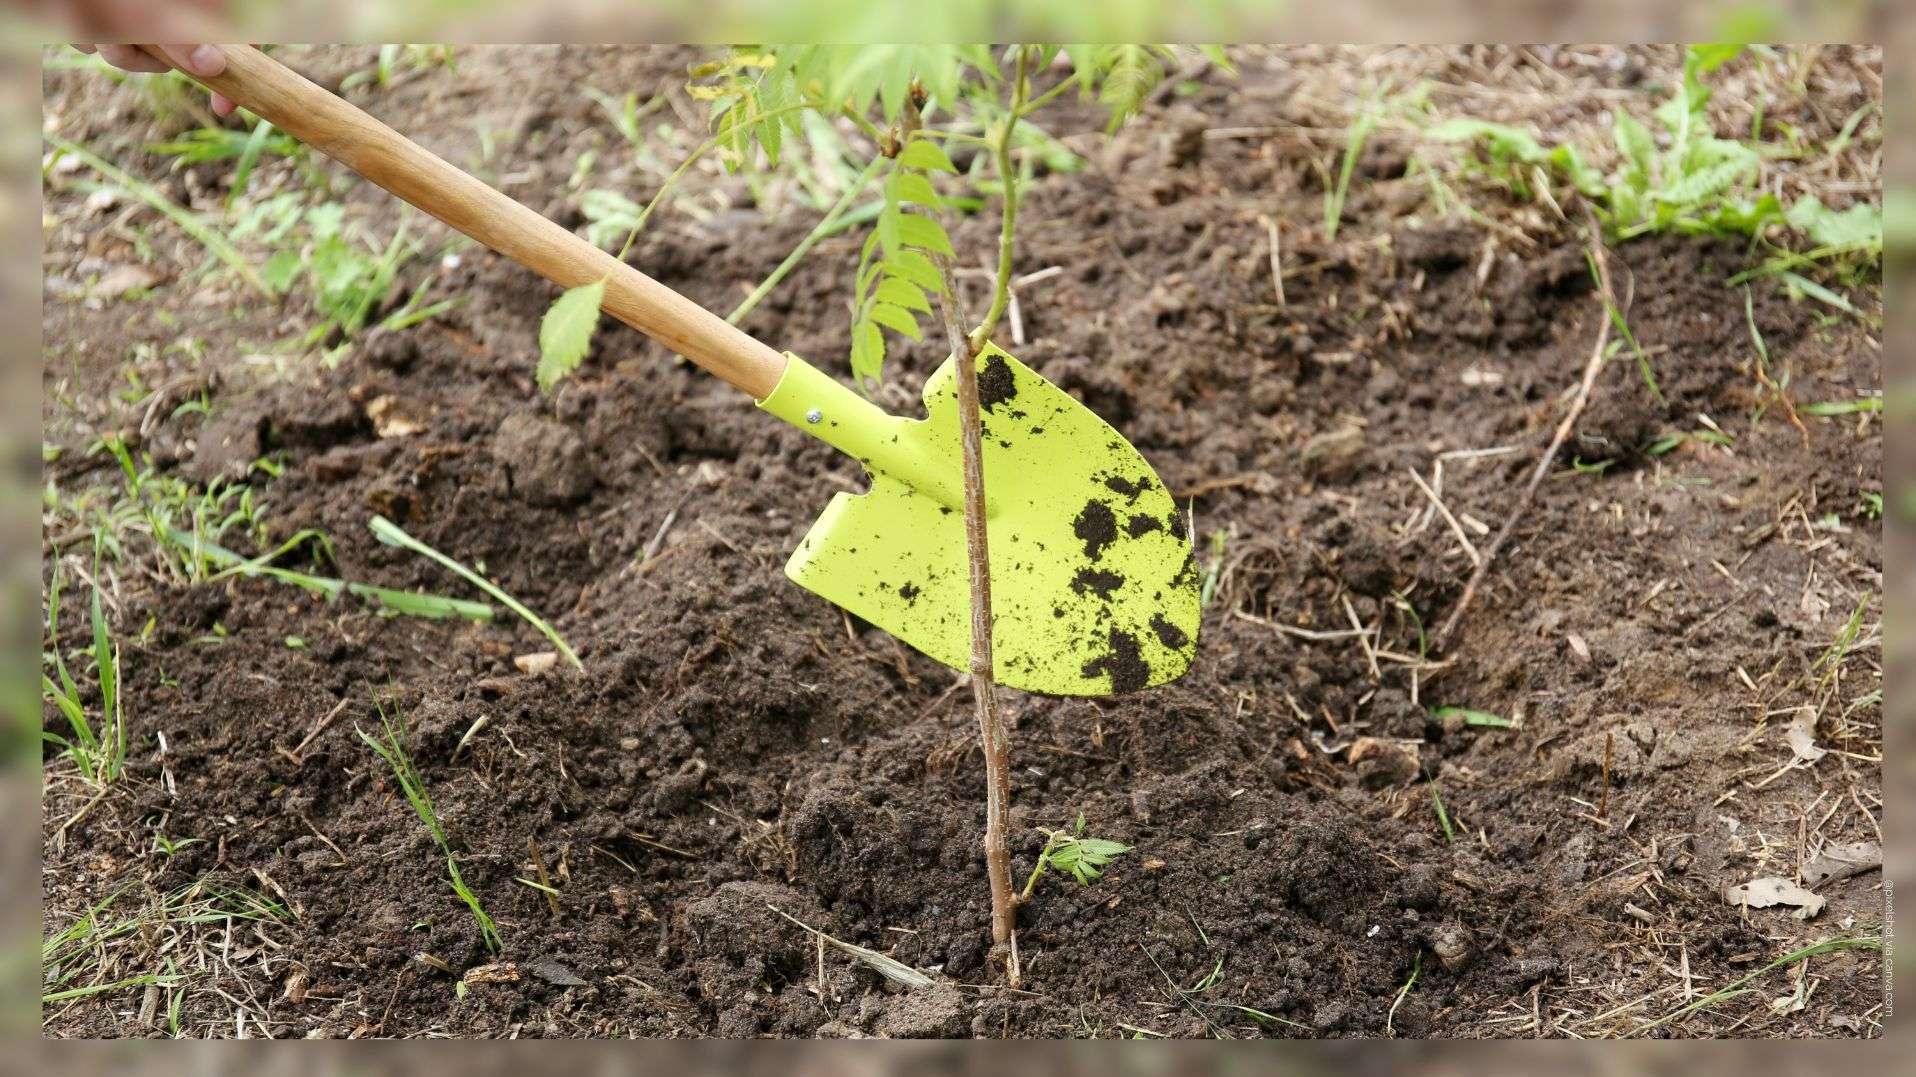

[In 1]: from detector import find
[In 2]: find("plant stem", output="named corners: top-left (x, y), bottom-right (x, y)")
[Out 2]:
top-left (727, 154), bottom-right (886, 327)
top-left (967, 46), bottom-right (1031, 352)
top-left (932, 245), bottom-right (1018, 986)
top-left (1019, 832), bottom-right (1059, 901)
top-left (612, 101), bottom-right (817, 262)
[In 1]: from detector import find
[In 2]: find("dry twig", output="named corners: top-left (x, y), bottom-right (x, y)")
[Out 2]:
top-left (1435, 210), bottom-right (1620, 650)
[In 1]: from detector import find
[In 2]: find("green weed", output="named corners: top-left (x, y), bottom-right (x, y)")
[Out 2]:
top-left (1431, 45), bottom-right (1880, 285)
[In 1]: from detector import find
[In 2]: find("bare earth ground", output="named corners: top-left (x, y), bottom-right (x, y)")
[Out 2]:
top-left (40, 46), bottom-right (1883, 1038)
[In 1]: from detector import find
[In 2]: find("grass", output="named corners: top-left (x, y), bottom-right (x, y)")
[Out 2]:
top-left (45, 134), bottom-right (265, 294)
top-left (1801, 397), bottom-right (1882, 416)
top-left (1385, 951), bottom-right (1421, 1036)
top-left (182, 526), bottom-right (496, 622)
top-left (1429, 783), bottom-right (1456, 843)
top-left (1586, 252), bottom-right (1664, 404)
top-left (1430, 45), bottom-right (1880, 314)
top-left (1632, 935), bottom-right (1882, 1035)
top-left (40, 561), bottom-right (126, 788)
top-left (359, 704), bottom-right (503, 953)
top-left (370, 515), bottom-right (581, 669)
top-left (42, 881), bottom-right (287, 1019)
top-left (1432, 705), bottom-right (1512, 729)
top-left (1324, 93), bottom-right (1380, 242)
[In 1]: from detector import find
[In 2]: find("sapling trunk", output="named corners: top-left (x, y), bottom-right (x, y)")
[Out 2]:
top-left (932, 253), bottom-right (1020, 986)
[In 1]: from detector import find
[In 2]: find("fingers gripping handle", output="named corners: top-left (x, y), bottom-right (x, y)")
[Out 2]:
top-left (193, 45), bottom-right (788, 400)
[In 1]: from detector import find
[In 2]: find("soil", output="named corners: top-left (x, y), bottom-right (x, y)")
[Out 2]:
top-left (41, 46), bottom-right (1883, 1039)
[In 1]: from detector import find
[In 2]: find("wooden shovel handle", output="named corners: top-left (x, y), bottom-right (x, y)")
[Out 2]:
top-left (193, 45), bottom-right (788, 400)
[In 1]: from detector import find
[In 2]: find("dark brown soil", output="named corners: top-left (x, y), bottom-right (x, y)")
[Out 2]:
top-left (41, 46), bottom-right (1883, 1039)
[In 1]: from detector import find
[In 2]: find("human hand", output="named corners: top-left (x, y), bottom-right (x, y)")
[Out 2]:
top-left (73, 44), bottom-right (238, 118)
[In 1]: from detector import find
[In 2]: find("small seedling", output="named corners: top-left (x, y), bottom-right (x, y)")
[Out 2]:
top-left (151, 832), bottom-right (202, 857)
top-left (1324, 89), bottom-right (1382, 242)
top-left (358, 704), bottom-right (502, 953)
top-left (1430, 783), bottom-right (1456, 843)
top-left (1020, 813), bottom-right (1133, 900)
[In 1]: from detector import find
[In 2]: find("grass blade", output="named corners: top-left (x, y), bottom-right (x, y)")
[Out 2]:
top-left (369, 515), bottom-right (580, 669)
top-left (46, 134), bottom-right (266, 294)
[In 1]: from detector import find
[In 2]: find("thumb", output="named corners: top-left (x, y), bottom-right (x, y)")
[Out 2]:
top-left (146, 44), bottom-right (227, 80)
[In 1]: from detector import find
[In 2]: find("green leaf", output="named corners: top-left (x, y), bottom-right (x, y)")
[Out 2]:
top-left (1785, 198), bottom-right (1882, 252)
top-left (875, 203), bottom-right (902, 259)
top-left (1779, 270), bottom-right (1866, 320)
top-left (896, 213), bottom-right (953, 256)
top-left (874, 277), bottom-right (930, 312)
top-left (1654, 156), bottom-right (1755, 206)
top-left (1428, 118), bottom-right (1545, 162)
top-left (536, 279), bottom-right (606, 392)
top-left (262, 248), bottom-right (303, 294)
top-left (1613, 111), bottom-right (1656, 179)
top-left (897, 139), bottom-right (958, 174)
top-left (884, 249), bottom-right (946, 293)
top-left (1098, 45), bottom-right (1163, 131)
top-left (1546, 143), bottom-right (1606, 198)
top-left (890, 171), bottom-right (942, 209)
top-left (866, 302), bottom-right (922, 340)
top-left (1800, 398), bottom-right (1882, 416)
top-left (1691, 43), bottom-right (1745, 73)
top-left (1699, 194), bottom-right (1784, 235)
top-left (849, 320), bottom-right (885, 384)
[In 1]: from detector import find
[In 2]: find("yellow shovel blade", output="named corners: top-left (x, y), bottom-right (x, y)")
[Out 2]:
top-left (759, 345), bottom-right (1200, 696)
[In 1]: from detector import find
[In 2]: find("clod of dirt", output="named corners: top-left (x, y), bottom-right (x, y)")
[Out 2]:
top-left (977, 353), bottom-right (1017, 412)
top-left (879, 982), bottom-right (970, 1038)
top-left (1125, 512), bottom-right (1162, 538)
top-left (1366, 688), bottom-right (1425, 739)
top-left (491, 413), bottom-right (593, 505)
top-left (188, 407), bottom-right (264, 483)
top-left (686, 881), bottom-right (831, 1031)
top-left (1072, 500), bottom-right (1119, 561)
top-left (1164, 105), bottom-right (1208, 168)
top-left (1070, 567), bottom-right (1124, 599)
top-left (265, 388), bottom-right (370, 450)
top-left (1347, 736), bottom-right (1420, 787)
top-left (1080, 627), bottom-right (1149, 693)
top-left (1572, 384), bottom-right (1662, 463)
top-left (525, 957), bottom-right (588, 987)
top-left (1429, 921), bottom-right (1475, 972)
top-left (1301, 422), bottom-right (1366, 483)
top-left (1394, 223), bottom-right (1479, 272)
top-left (1149, 612), bottom-right (1188, 650)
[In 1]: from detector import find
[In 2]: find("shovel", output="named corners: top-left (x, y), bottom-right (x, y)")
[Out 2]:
top-left (183, 46), bottom-right (1200, 696)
